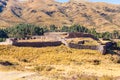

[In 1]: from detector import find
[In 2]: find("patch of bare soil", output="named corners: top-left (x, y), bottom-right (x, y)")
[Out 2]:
top-left (0, 71), bottom-right (35, 80)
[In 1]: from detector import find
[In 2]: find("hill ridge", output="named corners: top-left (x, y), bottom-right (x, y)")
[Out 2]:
top-left (0, 0), bottom-right (120, 32)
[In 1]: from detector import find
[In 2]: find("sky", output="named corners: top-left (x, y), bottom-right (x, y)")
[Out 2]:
top-left (56, 0), bottom-right (120, 4)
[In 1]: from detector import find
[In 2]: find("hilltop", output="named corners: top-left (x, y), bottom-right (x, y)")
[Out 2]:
top-left (0, 0), bottom-right (120, 32)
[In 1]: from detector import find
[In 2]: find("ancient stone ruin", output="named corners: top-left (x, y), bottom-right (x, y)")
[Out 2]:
top-left (0, 32), bottom-right (114, 54)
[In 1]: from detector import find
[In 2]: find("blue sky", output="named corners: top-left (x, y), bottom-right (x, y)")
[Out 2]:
top-left (56, 0), bottom-right (120, 4)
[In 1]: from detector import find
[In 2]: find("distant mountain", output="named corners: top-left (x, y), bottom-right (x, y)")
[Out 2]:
top-left (0, 0), bottom-right (120, 32)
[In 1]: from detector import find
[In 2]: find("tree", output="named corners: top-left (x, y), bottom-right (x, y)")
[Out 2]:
top-left (0, 29), bottom-right (8, 38)
top-left (102, 32), bottom-right (112, 40)
top-left (5, 24), bottom-right (44, 38)
top-left (69, 24), bottom-right (89, 33)
top-left (43, 26), bottom-right (49, 32)
top-left (50, 25), bottom-right (57, 32)
top-left (61, 26), bottom-right (69, 32)
top-left (112, 30), bottom-right (119, 39)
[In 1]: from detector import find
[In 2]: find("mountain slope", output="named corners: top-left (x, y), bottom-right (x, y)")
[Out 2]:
top-left (0, 0), bottom-right (120, 32)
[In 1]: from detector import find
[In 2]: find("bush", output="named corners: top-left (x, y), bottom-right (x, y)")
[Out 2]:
top-left (20, 59), bottom-right (28, 63)
top-left (92, 59), bottom-right (101, 65)
top-left (34, 66), bottom-right (46, 71)
top-left (34, 66), bottom-right (54, 72)
top-left (45, 66), bottom-right (55, 71)
top-left (0, 29), bottom-right (8, 38)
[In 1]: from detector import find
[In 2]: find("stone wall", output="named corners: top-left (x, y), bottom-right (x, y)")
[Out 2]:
top-left (13, 41), bottom-right (62, 47)
top-left (69, 43), bottom-right (98, 49)
top-left (0, 32), bottom-right (107, 54)
top-left (17, 35), bottom-right (60, 41)
top-left (66, 32), bottom-right (99, 40)
top-left (68, 43), bottom-right (106, 54)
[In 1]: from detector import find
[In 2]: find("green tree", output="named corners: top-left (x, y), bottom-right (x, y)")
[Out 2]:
top-left (5, 24), bottom-right (44, 38)
top-left (69, 24), bottom-right (89, 33)
top-left (102, 32), bottom-right (112, 40)
top-left (0, 29), bottom-right (8, 38)
top-left (61, 26), bottom-right (69, 32)
top-left (43, 26), bottom-right (49, 32)
top-left (112, 30), bottom-right (119, 39)
top-left (50, 25), bottom-right (57, 32)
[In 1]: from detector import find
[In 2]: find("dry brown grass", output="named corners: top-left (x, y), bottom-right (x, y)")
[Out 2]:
top-left (1, 0), bottom-right (120, 32)
top-left (0, 45), bottom-right (120, 79)
top-left (66, 38), bottom-right (100, 45)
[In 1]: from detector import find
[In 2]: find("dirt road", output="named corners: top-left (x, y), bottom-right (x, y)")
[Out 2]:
top-left (0, 71), bottom-right (35, 80)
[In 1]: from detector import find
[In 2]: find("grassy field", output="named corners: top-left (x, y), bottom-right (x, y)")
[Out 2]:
top-left (0, 45), bottom-right (120, 80)
top-left (66, 38), bottom-right (100, 45)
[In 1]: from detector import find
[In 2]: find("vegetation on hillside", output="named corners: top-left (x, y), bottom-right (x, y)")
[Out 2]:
top-left (1, 0), bottom-right (120, 32)
top-left (0, 24), bottom-right (119, 41)
top-left (50, 24), bottom-right (120, 40)
top-left (5, 24), bottom-right (44, 38)
top-left (44, 24), bottom-right (120, 40)
top-left (0, 24), bottom-right (44, 39)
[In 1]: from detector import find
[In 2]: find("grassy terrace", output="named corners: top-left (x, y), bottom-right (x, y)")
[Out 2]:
top-left (0, 45), bottom-right (120, 79)
top-left (66, 38), bottom-right (100, 45)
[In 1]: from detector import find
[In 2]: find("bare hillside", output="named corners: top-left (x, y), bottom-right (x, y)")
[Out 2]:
top-left (0, 0), bottom-right (120, 32)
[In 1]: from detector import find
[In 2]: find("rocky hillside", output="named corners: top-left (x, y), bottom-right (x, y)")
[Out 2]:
top-left (0, 0), bottom-right (120, 32)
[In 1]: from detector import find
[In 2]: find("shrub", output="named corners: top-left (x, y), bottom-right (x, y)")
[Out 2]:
top-left (20, 59), bottom-right (28, 63)
top-left (0, 29), bottom-right (8, 38)
top-left (45, 66), bottom-right (55, 71)
top-left (34, 66), bottom-right (54, 72)
top-left (34, 66), bottom-right (46, 71)
top-left (92, 59), bottom-right (101, 65)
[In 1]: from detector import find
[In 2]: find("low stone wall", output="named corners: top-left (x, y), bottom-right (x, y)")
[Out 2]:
top-left (69, 43), bottom-right (98, 50)
top-left (66, 32), bottom-right (99, 40)
top-left (16, 35), bottom-right (60, 41)
top-left (68, 43), bottom-right (106, 54)
top-left (13, 41), bottom-right (62, 47)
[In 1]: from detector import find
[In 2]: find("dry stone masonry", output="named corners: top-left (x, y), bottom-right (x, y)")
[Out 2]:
top-left (0, 32), bottom-right (112, 54)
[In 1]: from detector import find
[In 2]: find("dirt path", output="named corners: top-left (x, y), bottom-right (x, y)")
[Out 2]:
top-left (0, 71), bottom-right (35, 80)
